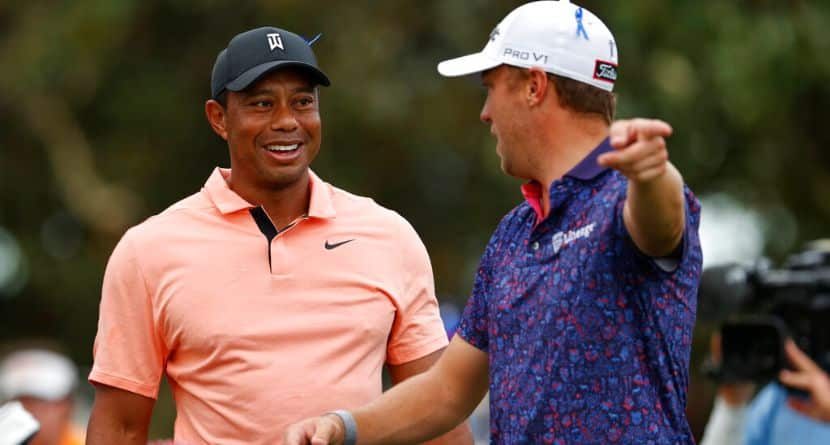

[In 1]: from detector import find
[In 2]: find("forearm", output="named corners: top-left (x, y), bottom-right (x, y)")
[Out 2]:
top-left (353, 370), bottom-right (473, 445)
top-left (86, 411), bottom-right (149, 445)
top-left (284, 337), bottom-right (487, 444)
top-left (422, 421), bottom-right (474, 445)
top-left (624, 161), bottom-right (685, 257)
top-left (86, 383), bottom-right (154, 445)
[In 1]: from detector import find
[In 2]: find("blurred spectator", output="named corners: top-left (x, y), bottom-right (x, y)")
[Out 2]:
top-left (778, 339), bottom-right (830, 422)
top-left (0, 400), bottom-right (40, 444)
top-left (701, 338), bottom-right (830, 445)
top-left (741, 341), bottom-right (830, 445)
top-left (700, 331), bottom-right (756, 445)
top-left (0, 349), bottom-right (84, 445)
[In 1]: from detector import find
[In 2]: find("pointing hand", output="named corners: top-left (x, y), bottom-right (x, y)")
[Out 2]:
top-left (598, 118), bottom-right (673, 183)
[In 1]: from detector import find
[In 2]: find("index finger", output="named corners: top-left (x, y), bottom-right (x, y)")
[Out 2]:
top-left (610, 119), bottom-right (673, 147)
top-left (310, 419), bottom-right (338, 445)
top-left (785, 339), bottom-right (822, 374)
top-left (283, 421), bottom-right (315, 445)
top-left (283, 427), bottom-right (306, 445)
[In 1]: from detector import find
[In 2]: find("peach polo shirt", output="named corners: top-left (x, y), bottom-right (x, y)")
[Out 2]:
top-left (89, 168), bottom-right (448, 444)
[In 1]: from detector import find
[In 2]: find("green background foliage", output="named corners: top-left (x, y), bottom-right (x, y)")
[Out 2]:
top-left (2, 0), bottom-right (829, 439)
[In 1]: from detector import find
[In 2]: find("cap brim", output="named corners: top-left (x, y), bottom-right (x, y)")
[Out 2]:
top-left (437, 52), bottom-right (501, 77)
top-left (225, 60), bottom-right (331, 94)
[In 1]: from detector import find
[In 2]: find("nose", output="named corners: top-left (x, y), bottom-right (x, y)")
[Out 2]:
top-left (480, 98), bottom-right (491, 124)
top-left (270, 104), bottom-right (299, 132)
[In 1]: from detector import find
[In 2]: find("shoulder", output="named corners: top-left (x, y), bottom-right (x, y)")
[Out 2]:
top-left (475, 201), bottom-right (534, 268)
top-left (494, 201), bottom-right (534, 237)
top-left (325, 184), bottom-right (434, 280)
top-left (586, 170), bottom-right (628, 205)
top-left (119, 191), bottom-right (215, 247)
top-left (327, 183), bottom-right (389, 214)
top-left (328, 183), bottom-right (419, 235)
top-left (563, 172), bottom-right (628, 229)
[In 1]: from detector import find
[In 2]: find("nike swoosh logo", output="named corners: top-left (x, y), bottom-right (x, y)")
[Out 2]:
top-left (325, 239), bottom-right (355, 250)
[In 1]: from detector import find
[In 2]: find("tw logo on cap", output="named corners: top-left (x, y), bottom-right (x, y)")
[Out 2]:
top-left (593, 60), bottom-right (618, 84)
top-left (267, 33), bottom-right (284, 51)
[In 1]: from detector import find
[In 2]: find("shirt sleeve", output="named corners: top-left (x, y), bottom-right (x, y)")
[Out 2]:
top-left (88, 230), bottom-right (167, 399)
top-left (614, 184), bottom-right (702, 276)
top-left (455, 229), bottom-right (499, 353)
top-left (742, 384), bottom-right (781, 445)
top-left (385, 218), bottom-right (449, 365)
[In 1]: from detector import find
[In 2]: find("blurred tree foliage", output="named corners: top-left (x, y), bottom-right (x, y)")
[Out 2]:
top-left (1, 0), bottom-right (829, 439)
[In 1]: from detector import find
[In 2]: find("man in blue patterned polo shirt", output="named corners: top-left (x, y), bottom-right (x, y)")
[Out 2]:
top-left (284, 1), bottom-right (702, 444)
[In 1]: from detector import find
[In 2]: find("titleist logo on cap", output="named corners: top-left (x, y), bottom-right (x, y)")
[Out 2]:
top-left (593, 60), bottom-right (618, 83)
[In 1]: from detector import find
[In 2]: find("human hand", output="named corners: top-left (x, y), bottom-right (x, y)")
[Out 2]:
top-left (779, 339), bottom-right (830, 422)
top-left (283, 414), bottom-right (346, 445)
top-left (598, 119), bottom-right (673, 183)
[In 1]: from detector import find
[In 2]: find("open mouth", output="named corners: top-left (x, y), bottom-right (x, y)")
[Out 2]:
top-left (265, 143), bottom-right (300, 153)
top-left (262, 142), bottom-right (304, 163)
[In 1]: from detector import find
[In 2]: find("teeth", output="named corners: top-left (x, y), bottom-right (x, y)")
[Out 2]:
top-left (266, 144), bottom-right (299, 152)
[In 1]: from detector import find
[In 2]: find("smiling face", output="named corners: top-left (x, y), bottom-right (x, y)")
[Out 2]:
top-left (207, 68), bottom-right (322, 192)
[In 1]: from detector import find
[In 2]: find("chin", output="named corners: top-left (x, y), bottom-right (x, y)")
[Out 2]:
top-left (500, 161), bottom-right (531, 181)
top-left (499, 158), bottom-right (515, 176)
top-left (261, 167), bottom-right (309, 190)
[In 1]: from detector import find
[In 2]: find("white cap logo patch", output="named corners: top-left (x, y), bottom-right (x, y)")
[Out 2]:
top-left (267, 33), bottom-right (284, 51)
top-left (594, 60), bottom-right (618, 84)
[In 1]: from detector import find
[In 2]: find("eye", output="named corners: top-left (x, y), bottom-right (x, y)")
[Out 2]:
top-left (253, 100), bottom-right (272, 108)
top-left (295, 96), bottom-right (315, 108)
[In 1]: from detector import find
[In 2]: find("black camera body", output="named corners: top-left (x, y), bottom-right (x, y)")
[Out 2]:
top-left (701, 248), bottom-right (830, 383)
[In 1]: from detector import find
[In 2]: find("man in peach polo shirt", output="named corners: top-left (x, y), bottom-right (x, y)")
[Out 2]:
top-left (85, 26), bottom-right (472, 445)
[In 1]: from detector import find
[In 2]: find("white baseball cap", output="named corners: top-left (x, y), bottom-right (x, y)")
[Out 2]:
top-left (437, 0), bottom-right (619, 92)
top-left (0, 349), bottom-right (78, 401)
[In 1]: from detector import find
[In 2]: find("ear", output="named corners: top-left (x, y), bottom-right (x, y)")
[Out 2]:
top-left (205, 99), bottom-right (229, 141)
top-left (526, 67), bottom-right (549, 107)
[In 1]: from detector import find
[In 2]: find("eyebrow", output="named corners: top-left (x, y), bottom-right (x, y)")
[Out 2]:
top-left (243, 85), bottom-right (317, 97)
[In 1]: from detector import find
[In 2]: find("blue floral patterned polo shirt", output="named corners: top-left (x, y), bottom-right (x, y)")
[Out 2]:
top-left (457, 138), bottom-right (702, 444)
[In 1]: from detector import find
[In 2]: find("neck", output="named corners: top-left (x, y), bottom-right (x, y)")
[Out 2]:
top-left (227, 170), bottom-right (311, 229)
top-left (534, 115), bottom-right (609, 217)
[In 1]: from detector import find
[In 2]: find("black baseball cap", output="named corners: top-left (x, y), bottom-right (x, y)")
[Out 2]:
top-left (211, 26), bottom-right (331, 100)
